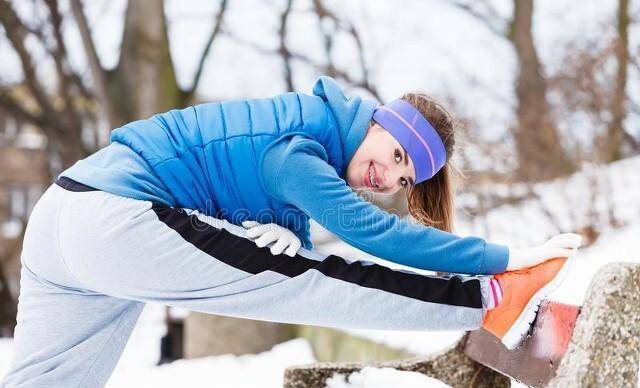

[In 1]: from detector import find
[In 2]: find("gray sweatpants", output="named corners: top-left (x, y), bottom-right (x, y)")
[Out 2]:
top-left (2, 181), bottom-right (490, 387)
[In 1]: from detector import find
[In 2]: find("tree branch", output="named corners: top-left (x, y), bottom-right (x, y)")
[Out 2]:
top-left (0, 1), bottom-right (63, 128)
top-left (278, 0), bottom-right (294, 91)
top-left (311, 0), bottom-right (380, 99)
top-left (0, 87), bottom-right (63, 138)
top-left (622, 128), bottom-right (639, 151)
top-left (312, 0), bottom-right (337, 78)
top-left (631, 51), bottom-right (640, 73)
top-left (345, 22), bottom-right (379, 100)
top-left (445, 0), bottom-right (508, 38)
top-left (69, 0), bottom-right (118, 126)
top-left (184, 0), bottom-right (228, 101)
top-left (44, 0), bottom-right (83, 131)
top-left (221, 30), bottom-right (378, 98)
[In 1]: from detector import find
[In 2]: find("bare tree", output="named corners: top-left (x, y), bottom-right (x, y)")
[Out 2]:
top-left (222, 0), bottom-right (381, 99)
top-left (311, 0), bottom-right (380, 99)
top-left (0, 0), bottom-right (236, 359)
top-left (605, 0), bottom-right (631, 162)
top-left (0, 1), bottom-right (88, 167)
top-left (70, 0), bottom-right (229, 124)
top-left (547, 0), bottom-right (638, 164)
top-left (446, 0), bottom-right (574, 181)
top-left (278, 0), bottom-right (295, 91)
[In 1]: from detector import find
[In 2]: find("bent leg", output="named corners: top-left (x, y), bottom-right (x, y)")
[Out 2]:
top-left (3, 266), bottom-right (143, 388)
top-left (60, 187), bottom-right (489, 332)
top-left (2, 186), bottom-right (144, 388)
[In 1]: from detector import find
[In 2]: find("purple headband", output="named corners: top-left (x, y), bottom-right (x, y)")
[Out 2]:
top-left (372, 99), bottom-right (446, 185)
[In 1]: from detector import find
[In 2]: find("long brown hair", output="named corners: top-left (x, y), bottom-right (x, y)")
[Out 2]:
top-left (400, 93), bottom-right (457, 233)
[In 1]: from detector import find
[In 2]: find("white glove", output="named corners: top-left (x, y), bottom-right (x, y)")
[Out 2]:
top-left (506, 233), bottom-right (582, 271)
top-left (241, 221), bottom-right (302, 257)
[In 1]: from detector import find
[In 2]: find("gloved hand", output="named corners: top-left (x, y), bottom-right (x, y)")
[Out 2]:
top-left (241, 221), bottom-right (302, 257)
top-left (506, 233), bottom-right (582, 271)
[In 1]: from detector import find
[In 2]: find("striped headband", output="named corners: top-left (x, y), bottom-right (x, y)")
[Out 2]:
top-left (372, 99), bottom-right (446, 184)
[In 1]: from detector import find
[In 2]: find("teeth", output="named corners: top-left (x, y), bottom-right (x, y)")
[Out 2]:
top-left (369, 164), bottom-right (377, 188)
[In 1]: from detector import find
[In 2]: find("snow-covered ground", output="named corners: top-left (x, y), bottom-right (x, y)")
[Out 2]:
top-left (108, 337), bottom-right (315, 388)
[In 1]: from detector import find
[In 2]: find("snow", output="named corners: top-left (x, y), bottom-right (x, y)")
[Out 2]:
top-left (1, 219), bottom-right (23, 240)
top-left (106, 306), bottom-right (316, 388)
top-left (107, 336), bottom-right (315, 388)
top-left (325, 367), bottom-right (451, 388)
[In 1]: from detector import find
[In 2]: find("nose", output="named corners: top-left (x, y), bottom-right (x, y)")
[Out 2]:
top-left (383, 166), bottom-right (404, 191)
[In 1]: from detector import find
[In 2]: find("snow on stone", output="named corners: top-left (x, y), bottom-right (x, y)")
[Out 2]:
top-left (325, 366), bottom-right (451, 388)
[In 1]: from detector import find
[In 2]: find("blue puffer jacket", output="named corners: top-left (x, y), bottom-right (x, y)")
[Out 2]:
top-left (61, 76), bottom-right (509, 275)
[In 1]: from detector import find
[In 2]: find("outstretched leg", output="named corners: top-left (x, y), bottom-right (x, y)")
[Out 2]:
top-left (57, 182), bottom-right (489, 331)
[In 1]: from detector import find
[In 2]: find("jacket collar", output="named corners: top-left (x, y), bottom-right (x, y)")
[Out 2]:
top-left (312, 76), bottom-right (378, 174)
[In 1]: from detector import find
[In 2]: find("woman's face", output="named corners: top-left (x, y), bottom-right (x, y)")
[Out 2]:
top-left (346, 122), bottom-right (416, 195)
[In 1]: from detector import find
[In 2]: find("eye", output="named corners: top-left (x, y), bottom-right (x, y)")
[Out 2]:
top-left (400, 177), bottom-right (408, 188)
top-left (394, 149), bottom-right (402, 163)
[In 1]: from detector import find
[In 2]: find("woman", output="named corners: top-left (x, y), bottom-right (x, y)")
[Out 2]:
top-left (2, 76), bottom-right (581, 387)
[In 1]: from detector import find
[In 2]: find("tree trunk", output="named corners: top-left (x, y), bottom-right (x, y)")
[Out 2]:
top-left (0, 262), bottom-right (16, 337)
top-left (52, 133), bottom-right (88, 171)
top-left (509, 0), bottom-right (573, 181)
top-left (116, 0), bottom-right (183, 120)
top-left (113, 0), bottom-right (292, 359)
top-left (604, 0), bottom-right (629, 162)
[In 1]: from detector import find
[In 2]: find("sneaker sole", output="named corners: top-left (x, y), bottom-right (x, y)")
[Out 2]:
top-left (500, 256), bottom-right (576, 350)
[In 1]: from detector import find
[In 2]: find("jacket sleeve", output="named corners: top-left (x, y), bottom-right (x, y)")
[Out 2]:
top-left (260, 135), bottom-right (509, 275)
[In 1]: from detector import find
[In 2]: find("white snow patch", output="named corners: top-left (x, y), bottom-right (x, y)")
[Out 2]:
top-left (106, 337), bottom-right (315, 388)
top-left (325, 366), bottom-right (451, 388)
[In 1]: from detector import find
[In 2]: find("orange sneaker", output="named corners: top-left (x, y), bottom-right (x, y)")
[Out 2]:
top-left (482, 257), bottom-right (574, 349)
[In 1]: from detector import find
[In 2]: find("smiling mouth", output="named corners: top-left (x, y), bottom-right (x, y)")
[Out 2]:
top-left (367, 162), bottom-right (379, 189)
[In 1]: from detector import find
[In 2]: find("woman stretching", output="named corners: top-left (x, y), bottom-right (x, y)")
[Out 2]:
top-left (2, 76), bottom-right (581, 387)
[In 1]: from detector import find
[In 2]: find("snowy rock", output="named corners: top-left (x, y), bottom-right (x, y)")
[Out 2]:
top-left (325, 367), bottom-right (451, 388)
top-left (548, 262), bottom-right (640, 388)
top-left (283, 340), bottom-right (508, 388)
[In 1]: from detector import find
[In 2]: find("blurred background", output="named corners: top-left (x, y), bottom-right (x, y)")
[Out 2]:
top-left (0, 0), bottom-right (638, 386)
